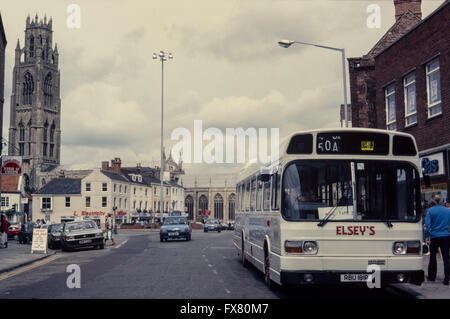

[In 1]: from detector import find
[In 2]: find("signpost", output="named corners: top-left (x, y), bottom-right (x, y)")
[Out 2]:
top-left (31, 228), bottom-right (48, 254)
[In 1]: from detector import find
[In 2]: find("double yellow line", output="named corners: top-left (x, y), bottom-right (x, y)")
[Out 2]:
top-left (0, 254), bottom-right (61, 281)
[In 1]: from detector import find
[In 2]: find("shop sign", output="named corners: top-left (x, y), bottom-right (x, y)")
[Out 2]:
top-left (420, 152), bottom-right (444, 176)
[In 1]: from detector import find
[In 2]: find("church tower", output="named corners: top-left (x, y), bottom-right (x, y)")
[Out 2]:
top-left (8, 14), bottom-right (61, 189)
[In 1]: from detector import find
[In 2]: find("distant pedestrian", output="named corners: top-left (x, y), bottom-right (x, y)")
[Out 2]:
top-left (105, 214), bottom-right (115, 246)
top-left (425, 194), bottom-right (450, 285)
top-left (0, 214), bottom-right (9, 248)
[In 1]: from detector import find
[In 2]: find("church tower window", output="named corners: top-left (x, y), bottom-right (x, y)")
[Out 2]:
top-left (22, 72), bottom-right (34, 105)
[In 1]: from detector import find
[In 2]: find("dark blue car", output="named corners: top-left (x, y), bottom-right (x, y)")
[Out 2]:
top-left (160, 217), bottom-right (191, 242)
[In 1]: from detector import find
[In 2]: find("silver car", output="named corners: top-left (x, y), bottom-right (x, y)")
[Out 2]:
top-left (60, 220), bottom-right (104, 251)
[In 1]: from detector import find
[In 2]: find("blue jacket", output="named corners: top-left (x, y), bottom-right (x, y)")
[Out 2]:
top-left (425, 205), bottom-right (450, 239)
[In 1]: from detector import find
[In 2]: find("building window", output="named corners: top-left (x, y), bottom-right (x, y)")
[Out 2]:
top-left (385, 84), bottom-right (396, 130)
top-left (102, 197), bottom-right (107, 208)
top-left (214, 194), bottom-right (224, 220)
top-left (426, 58), bottom-right (442, 118)
top-left (86, 196), bottom-right (91, 207)
top-left (119, 198), bottom-right (122, 209)
top-left (114, 184), bottom-right (116, 192)
top-left (185, 196), bottom-right (194, 220)
top-left (86, 183), bottom-right (91, 191)
top-left (49, 144), bottom-right (54, 157)
top-left (124, 186), bottom-right (127, 193)
top-left (228, 194), bottom-right (236, 220)
top-left (404, 72), bottom-right (417, 126)
top-left (119, 185), bottom-right (122, 193)
top-left (19, 143), bottom-right (25, 156)
top-left (166, 188), bottom-right (169, 195)
top-left (154, 187), bottom-right (156, 195)
top-left (65, 197), bottom-right (70, 207)
top-left (102, 183), bottom-right (107, 191)
top-left (134, 187), bottom-right (136, 195)
top-left (42, 197), bottom-right (51, 209)
top-left (1, 197), bottom-right (9, 207)
top-left (44, 73), bottom-right (52, 106)
top-left (22, 72), bottom-right (34, 105)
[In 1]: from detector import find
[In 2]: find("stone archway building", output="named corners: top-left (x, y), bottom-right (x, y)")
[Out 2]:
top-left (181, 174), bottom-right (236, 223)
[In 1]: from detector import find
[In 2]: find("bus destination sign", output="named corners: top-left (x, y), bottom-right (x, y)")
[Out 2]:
top-left (316, 132), bottom-right (389, 155)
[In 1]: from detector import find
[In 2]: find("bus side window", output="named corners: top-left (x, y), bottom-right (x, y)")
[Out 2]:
top-left (271, 173), bottom-right (280, 210)
top-left (256, 177), bottom-right (263, 211)
top-left (250, 177), bottom-right (256, 211)
top-left (263, 178), bottom-right (271, 211)
top-left (245, 180), bottom-right (250, 212)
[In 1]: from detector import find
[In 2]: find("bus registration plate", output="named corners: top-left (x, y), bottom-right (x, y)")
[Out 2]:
top-left (340, 274), bottom-right (369, 282)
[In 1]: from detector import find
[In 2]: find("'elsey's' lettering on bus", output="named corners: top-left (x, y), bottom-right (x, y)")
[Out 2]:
top-left (336, 226), bottom-right (375, 236)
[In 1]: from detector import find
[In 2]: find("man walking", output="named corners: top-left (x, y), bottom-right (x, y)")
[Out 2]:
top-left (425, 194), bottom-right (450, 285)
top-left (105, 213), bottom-right (115, 246)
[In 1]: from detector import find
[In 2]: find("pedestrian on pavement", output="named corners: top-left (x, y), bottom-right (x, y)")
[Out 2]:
top-left (25, 218), bottom-right (34, 244)
top-left (446, 198), bottom-right (450, 209)
top-left (105, 213), bottom-right (115, 246)
top-left (425, 194), bottom-right (450, 285)
top-left (0, 214), bottom-right (9, 248)
top-left (35, 219), bottom-right (41, 228)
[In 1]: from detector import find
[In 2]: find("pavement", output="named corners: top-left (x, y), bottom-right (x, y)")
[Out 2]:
top-left (0, 230), bottom-right (137, 274)
top-left (396, 254), bottom-right (450, 299)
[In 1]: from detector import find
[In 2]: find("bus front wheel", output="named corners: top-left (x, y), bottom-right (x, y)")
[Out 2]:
top-left (264, 245), bottom-right (277, 290)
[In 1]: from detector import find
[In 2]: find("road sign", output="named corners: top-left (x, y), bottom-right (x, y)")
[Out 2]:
top-left (31, 228), bottom-right (48, 254)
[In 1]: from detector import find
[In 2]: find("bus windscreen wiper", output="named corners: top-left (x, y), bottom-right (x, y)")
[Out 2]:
top-left (317, 206), bottom-right (339, 227)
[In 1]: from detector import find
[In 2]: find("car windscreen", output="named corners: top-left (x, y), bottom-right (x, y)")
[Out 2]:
top-left (163, 218), bottom-right (188, 225)
top-left (66, 221), bottom-right (97, 232)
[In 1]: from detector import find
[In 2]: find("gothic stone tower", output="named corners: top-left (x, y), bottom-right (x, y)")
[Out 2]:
top-left (8, 14), bottom-right (61, 189)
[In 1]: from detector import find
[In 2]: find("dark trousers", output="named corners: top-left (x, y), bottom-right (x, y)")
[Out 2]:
top-left (428, 236), bottom-right (450, 282)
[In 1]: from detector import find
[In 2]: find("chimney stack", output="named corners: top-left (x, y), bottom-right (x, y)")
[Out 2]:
top-left (101, 161), bottom-right (109, 171)
top-left (394, 0), bottom-right (422, 21)
top-left (111, 158), bottom-right (122, 174)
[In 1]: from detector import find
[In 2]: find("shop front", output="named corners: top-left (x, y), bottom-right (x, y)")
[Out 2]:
top-left (420, 149), bottom-right (449, 206)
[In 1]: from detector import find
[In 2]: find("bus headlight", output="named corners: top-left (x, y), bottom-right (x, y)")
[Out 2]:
top-left (303, 241), bottom-right (318, 255)
top-left (393, 241), bottom-right (407, 255)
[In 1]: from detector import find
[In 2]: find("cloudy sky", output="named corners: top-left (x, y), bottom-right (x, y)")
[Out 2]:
top-left (0, 0), bottom-right (443, 176)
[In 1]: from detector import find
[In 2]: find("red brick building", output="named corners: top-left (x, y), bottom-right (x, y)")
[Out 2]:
top-left (349, 0), bottom-right (450, 199)
top-left (374, 1), bottom-right (449, 197)
top-left (348, 0), bottom-right (423, 128)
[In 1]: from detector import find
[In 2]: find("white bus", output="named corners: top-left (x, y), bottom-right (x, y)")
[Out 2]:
top-left (233, 128), bottom-right (425, 289)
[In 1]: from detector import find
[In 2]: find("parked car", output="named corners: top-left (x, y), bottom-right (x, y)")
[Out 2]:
top-left (47, 223), bottom-right (63, 249)
top-left (160, 216), bottom-right (191, 242)
top-left (7, 223), bottom-right (21, 239)
top-left (220, 222), bottom-right (229, 230)
top-left (60, 220), bottom-right (104, 251)
top-left (204, 219), bottom-right (221, 233)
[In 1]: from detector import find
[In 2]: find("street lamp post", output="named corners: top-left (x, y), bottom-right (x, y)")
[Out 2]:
top-left (278, 40), bottom-right (349, 128)
top-left (153, 51), bottom-right (173, 225)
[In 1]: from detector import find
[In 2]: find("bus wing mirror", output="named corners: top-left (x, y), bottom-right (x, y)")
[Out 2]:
top-left (260, 174), bottom-right (271, 182)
